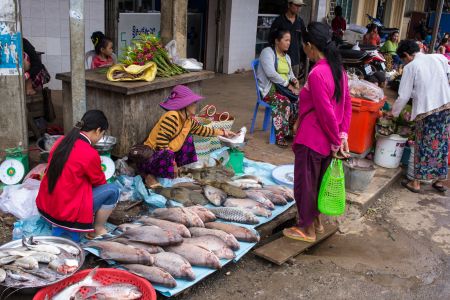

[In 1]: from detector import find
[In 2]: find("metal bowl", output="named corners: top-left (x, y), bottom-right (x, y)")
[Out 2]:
top-left (0, 236), bottom-right (85, 293)
top-left (94, 135), bottom-right (117, 152)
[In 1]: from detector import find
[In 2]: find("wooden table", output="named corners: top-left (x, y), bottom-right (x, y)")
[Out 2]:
top-left (56, 70), bottom-right (215, 156)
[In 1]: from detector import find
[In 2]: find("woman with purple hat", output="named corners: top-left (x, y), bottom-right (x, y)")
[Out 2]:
top-left (139, 85), bottom-right (235, 186)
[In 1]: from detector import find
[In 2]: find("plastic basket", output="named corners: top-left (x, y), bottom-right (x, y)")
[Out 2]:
top-left (33, 268), bottom-right (156, 300)
top-left (318, 159), bottom-right (346, 216)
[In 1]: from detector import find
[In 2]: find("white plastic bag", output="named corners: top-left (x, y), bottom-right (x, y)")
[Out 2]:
top-left (0, 179), bottom-right (40, 219)
top-left (175, 58), bottom-right (203, 71)
top-left (165, 40), bottom-right (178, 62)
top-left (115, 156), bottom-right (135, 177)
top-left (348, 76), bottom-right (384, 102)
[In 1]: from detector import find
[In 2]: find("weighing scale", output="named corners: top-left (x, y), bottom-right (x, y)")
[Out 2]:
top-left (94, 136), bottom-right (117, 182)
top-left (0, 146), bottom-right (30, 186)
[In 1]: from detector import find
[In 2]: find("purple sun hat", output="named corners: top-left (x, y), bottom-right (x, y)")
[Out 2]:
top-left (159, 85), bottom-right (204, 111)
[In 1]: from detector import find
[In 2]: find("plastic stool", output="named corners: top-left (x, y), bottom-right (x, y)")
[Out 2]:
top-left (250, 59), bottom-right (276, 144)
top-left (52, 226), bottom-right (81, 242)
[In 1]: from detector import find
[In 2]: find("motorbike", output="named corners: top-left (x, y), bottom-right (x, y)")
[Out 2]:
top-left (338, 42), bottom-right (386, 79)
top-left (366, 14), bottom-right (399, 41)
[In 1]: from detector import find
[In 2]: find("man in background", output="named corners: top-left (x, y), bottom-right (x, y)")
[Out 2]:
top-left (270, 0), bottom-right (306, 78)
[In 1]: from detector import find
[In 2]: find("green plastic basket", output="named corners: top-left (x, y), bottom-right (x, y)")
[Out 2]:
top-left (318, 159), bottom-right (346, 216)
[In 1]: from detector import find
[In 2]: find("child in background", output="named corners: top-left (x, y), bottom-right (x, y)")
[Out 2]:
top-left (90, 31), bottom-right (114, 69)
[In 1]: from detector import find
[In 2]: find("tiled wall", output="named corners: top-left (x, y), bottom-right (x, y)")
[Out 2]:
top-left (223, 0), bottom-right (258, 74)
top-left (21, 0), bottom-right (104, 90)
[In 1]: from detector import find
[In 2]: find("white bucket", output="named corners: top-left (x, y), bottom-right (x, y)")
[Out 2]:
top-left (374, 134), bottom-right (408, 168)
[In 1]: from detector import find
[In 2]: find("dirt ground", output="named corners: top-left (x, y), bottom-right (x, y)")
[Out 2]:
top-left (164, 73), bottom-right (450, 300)
top-left (2, 73), bottom-right (450, 299)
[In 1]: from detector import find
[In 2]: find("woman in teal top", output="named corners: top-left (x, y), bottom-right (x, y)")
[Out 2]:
top-left (381, 31), bottom-right (401, 66)
top-left (257, 28), bottom-right (299, 147)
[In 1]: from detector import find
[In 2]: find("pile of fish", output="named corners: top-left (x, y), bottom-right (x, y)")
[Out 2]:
top-left (0, 237), bottom-right (81, 288)
top-left (85, 207), bottom-right (261, 288)
top-left (48, 267), bottom-right (142, 300)
top-left (84, 172), bottom-right (294, 289)
top-left (153, 174), bottom-right (294, 224)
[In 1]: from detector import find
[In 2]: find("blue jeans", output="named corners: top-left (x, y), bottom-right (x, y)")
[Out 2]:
top-left (93, 183), bottom-right (120, 212)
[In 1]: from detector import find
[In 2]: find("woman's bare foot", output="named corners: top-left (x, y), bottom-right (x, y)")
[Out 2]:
top-left (314, 216), bottom-right (324, 234)
top-left (94, 226), bottom-right (108, 236)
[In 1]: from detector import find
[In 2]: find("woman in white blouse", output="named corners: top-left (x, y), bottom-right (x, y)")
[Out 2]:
top-left (392, 40), bottom-right (450, 193)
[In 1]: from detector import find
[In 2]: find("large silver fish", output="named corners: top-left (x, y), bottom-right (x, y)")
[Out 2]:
top-left (85, 241), bottom-right (154, 265)
top-left (227, 179), bottom-right (262, 189)
top-left (205, 222), bottom-right (260, 242)
top-left (165, 243), bottom-right (221, 269)
top-left (253, 189), bottom-right (288, 205)
top-left (77, 283), bottom-right (142, 300)
top-left (184, 205), bottom-right (216, 223)
top-left (117, 223), bottom-right (142, 232)
top-left (29, 237), bottom-right (81, 256)
top-left (223, 198), bottom-right (272, 217)
top-left (120, 264), bottom-right (177, 288)
top-left (13, 256), bottom-right (39, 270)
top-left (152, 207), bottom-right (204, 227)
top-left (153, 252), bottom-right (195, 280)
top-left (245, 191), bottom-right (275, 210)
top-left (189, 227), bottom-right (240, 250)
top-left (262, 185), bottom-right (294, 201)
top-left (137, 216), bottom-right (191, 238)
top-left (183, 235), bottom-right (235, 259)
top-left (203, 185), bottom-right (227, 206)
top-left (122, 225), bottom-right (183, 246)
top-left (52, 267), bottom-right (100, 300)
top-left (110, 238), bottom-right (164, 254)
top-left (208, 207), bottom-right (260, 225)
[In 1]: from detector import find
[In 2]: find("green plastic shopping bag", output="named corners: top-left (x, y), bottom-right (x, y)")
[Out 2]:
top-left (318, 159), bottom-right (346, 216)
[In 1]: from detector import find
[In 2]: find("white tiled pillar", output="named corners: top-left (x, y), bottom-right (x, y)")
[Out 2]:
top-left (20, 0), bottom-right (105, 90)
top-left (223, 0), bottom-right (259, 74)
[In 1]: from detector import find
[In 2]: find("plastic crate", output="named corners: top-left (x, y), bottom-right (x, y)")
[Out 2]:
top-left (348, 97), bottom-right (386, 154)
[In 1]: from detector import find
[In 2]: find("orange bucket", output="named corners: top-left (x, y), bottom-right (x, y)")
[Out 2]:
top-left (348, 97), bottom-right (386, 154)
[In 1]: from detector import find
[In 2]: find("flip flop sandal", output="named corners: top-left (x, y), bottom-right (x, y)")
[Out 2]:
top-left (401, 179), bottom-right (421, 193)
top-left (276, 140), bottom-right (289, 149)
top-left (283, 227), bottom-right (316, 243)
top-left (432, 182), bottom-right (447, 193)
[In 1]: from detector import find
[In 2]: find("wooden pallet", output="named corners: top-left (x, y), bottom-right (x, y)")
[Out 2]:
top-left (253, 223), bottom-right (338, 265)
top-left (256, 205), bottom-right (297, 241)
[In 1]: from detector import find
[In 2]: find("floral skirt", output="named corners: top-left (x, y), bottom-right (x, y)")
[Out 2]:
top-left (263, 86), bottom-right (298, 142)
top-left (414, 109), bottom-right (450, 181)
top-left (138, 136), bottom-right (198, 179)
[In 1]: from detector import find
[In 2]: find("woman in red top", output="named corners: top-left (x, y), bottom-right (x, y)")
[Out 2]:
top-left (363, 24), bottom-right (381, 47)
top-left (90, 31), bottom-right (114, 69)
top-left (331, 6), bottom-right (346, 39)
top-left (36, 110), bottom-right (119, 239)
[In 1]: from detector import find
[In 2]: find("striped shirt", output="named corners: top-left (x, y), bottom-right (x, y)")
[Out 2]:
top-left (145, 111), bottom-right (220, 152)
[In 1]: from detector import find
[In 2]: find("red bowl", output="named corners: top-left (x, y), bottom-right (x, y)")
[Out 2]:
top-left (33, 268), bottom-right (156, 300)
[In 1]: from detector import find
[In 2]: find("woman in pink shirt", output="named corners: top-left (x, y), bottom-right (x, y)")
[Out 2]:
top-left (283, 22), bottom-right (352, 242)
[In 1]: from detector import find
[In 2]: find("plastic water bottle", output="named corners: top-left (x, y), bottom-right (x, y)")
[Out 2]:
top-left (12, 222), bottom-right (23, 240)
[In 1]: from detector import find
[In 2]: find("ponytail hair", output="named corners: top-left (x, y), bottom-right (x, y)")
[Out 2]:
top-left (46, 110), bottom-right (108, 193)
top-left (302, 22), bottom-right (343, 102)
top-left (91, 31), bottom-right (112, 55)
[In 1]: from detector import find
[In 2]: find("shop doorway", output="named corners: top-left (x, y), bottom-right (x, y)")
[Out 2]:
top-left (104, 0), bottom-right (208, 64)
